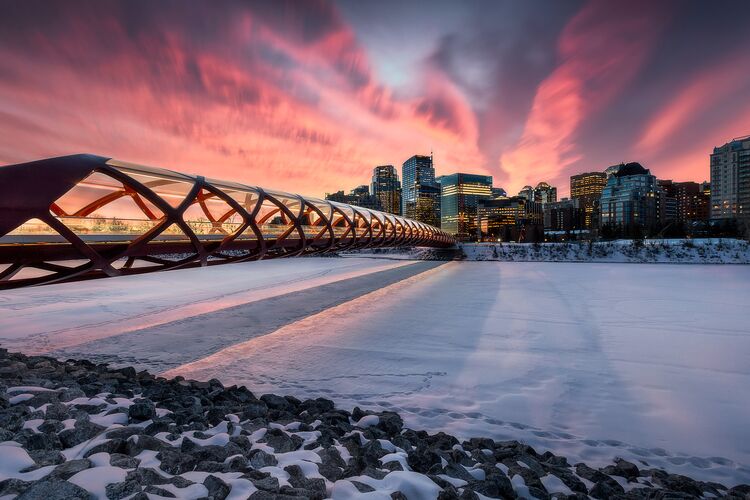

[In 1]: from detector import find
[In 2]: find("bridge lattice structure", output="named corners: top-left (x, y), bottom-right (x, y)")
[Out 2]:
top-left (0, 155), bottom-right (454, 289)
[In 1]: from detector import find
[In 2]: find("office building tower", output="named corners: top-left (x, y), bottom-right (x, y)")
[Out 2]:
top-left (533, 182), bottom-right (557, 205)
top-left (440, 173), bottom-right (492, 239)
top-left (599, 162), bottom-right (659, 229)
top-left (710, 135), bottom-right (750, 219)
top-left (477, 196), bottom-right (543, 242)
top-left (402, 154), bottom-right (439, 225)
top-left (570, 171), bottom-right (607, 229)
top-left (371, 165), bottom-right (401, 215)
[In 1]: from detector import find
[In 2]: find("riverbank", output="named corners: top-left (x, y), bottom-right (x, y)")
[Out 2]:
top-left (2, 350), bottom-right (748, 499)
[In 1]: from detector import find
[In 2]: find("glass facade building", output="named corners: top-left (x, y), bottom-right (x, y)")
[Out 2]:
top-left (599, 163), bottom-right (659, 229)
top-left (570, 171), bottom-right (607, 229)
top-left (440, 173), bottom-right (492, 239)
top-left (477, 196), bottom-right (543, 242)
top-left (402, 155), bottom-right (439, 226)
top-left (371, 165), bottom-right (401, 215)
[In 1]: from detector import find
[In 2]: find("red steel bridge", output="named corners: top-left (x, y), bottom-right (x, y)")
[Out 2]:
top-left (0, 155), bottom-right (454, 289)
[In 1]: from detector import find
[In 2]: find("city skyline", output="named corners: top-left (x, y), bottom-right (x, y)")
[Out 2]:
top-left (1, 0), bottom-right (748, 199)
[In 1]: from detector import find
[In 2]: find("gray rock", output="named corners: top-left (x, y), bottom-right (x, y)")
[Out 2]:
top-left (241, 400), bottom-right (268, 420)
top-left (260, 394), bottom-right (292, 411)
top-left (127, 400), bottom-right (155, 422)
top-left (58, 420), bottom-right (105, 448)
top-left (203, 474), bottom-right (231, 500)
top-left (125, 467), bottom-right (170, 486)
top-left (26, 432), bottom-right (62, 451)
top-left (251, 475), bottom-right (280, 493)
top-left (249, 449), bottom-right (278, 469)
top-left (28, 449), bottom-right (64, 467)
top-left (17, 478), bottom-right (90, 500)
top-left (109, 453), bottom-right (140, 468)
top-left (84, 438), bottom-right (127, 457)
top-left (143, 485), bottom-right (176, 497)
top-left (45, 403), bottom-right (69, 421)
top-left (157, 449), bottom-right (197, 475)
top-left (105, 480), bottom-right (141, 499)
top-left (0, 478), bottom-right (32, 497)
top-left (590, 479), bottom-right (624, 499)
top-left (263, 429), bottom-right (302, 453)
top-left (350, 480), bottom-right (376, 492)
top-left (50, 459), bottom-right (92, 480)
top-left (125, 434), bottom-right (166, 455)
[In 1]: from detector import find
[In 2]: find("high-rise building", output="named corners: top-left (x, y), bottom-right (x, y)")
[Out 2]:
top-left (710, 135), bottom-right (750, 220)
top-left (673, 181), bottom-right (710, 222)
top-left (325, 185), bottom-right (381, 210)
top-left (371, 165), bottom-right (401, 215)
top-left (657, 179), bottom-right (678, 223)
top-left (477, 196), bottom-right (543, 242)
top-left (533, 182), bottom-right (557, 205)
top-left (402, 154), bottom-right (439, 225)
top-left (570, 171), bottom-right (607, 229)
top-left (440, 173), bottom-right (492, 240)
top-left (544, 198), bottom-right (584, 231)
top-left (518, 185), bottom-right (534, 202)
top-left (491, 187), bottom-right (507, 199)
top-left (599, 162), bottom-right (659, 229)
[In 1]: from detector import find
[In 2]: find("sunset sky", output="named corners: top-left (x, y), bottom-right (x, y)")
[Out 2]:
top-left (1, 0), bottom-right (749, 198)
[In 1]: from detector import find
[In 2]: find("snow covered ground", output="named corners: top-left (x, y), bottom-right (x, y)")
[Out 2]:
top-left (2, 258), bottom-right (750, 486)
top-left (459, 238), bottom-right (750, 263)
top-left (0, 258), bottom-right (413, 354)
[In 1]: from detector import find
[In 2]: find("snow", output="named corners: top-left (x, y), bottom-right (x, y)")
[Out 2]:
top-left (460, 238), bottom-right (750, 263)
top-left (3, 257), bottom-right (750, 486)
top-left (161, 261), bottom-right (750, 485)
top-left (0, 258), bottom-right (412, 354)
top-left (68, 466), bottom-right (128, 499)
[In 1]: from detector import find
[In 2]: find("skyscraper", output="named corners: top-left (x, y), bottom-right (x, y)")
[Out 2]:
top-left (477, 196), bottom-right (543, 242)
top-left (517, 185), bottom-right (534, 202)
top-left (402, 154), bottom-right (439, 225)
top-left (371, 165), bottom-right (401, 215)
top-left (440, 173), bottom-right (492, 239)
top-left (533, 182), bottom-right (557, 205)
top-left (599, 162), bottom-right (659, 229)
top-left (570, 171), bottom-right (607, 229)
top-left (674, 181), bottom-right (710, 222)
top-left (710, 135), bottom-right (750, 220)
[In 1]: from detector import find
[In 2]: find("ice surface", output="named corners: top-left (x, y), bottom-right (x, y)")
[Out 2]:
top-left (0, 258), bottom-right (410, 354)
top-left (162, 261), bottom-right (750, 485)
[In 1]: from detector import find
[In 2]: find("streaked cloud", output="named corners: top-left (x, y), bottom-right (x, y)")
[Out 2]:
top-left (1, 0), bottom-right (749, 197)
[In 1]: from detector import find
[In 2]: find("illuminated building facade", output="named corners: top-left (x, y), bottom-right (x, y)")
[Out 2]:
top-left (570, 171), bottom-right (607, 229)
top-left (543, 198), bottom-right (584, 231)
top-left (371, 165), bottom-right (401, 215)
top-left (477, 196), bottom-right (543, 242)
top-left (440, 173), bottom-right (492, 240)
top-left (533, 182), bottom-right (557, 205)
top-left (402, 155), bottom-right (440, 226)
top-left (599, 162), bottom-right (659, 229)
top-left (710, 135), bottom-right (750, 220)
top-left (674, 181), bottom-right (710, 222)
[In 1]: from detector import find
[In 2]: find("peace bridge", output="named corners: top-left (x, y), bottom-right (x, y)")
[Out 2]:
top-left (0, 154), bottom-right (454, 289)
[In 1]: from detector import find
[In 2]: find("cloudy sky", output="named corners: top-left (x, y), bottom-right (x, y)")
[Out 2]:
top-left (1, 0), bottom-right (748, 197)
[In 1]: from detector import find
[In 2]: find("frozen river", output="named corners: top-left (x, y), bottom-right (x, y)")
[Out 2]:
top-left (2, 258), bottom-right (749, 485)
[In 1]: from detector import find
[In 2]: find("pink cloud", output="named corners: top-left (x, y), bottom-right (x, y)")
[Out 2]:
top-left (498, 1), bottom-right (667, 195)
top-left (0, 2), bottom-right (484, 197)
top-left (635, 51), bottom-right (750, 155)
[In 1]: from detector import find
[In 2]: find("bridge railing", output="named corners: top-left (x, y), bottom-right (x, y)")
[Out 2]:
top-left (0, 154), bottom-right (454, 288)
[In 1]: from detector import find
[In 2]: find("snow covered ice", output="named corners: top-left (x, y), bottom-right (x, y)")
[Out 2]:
top-left (2, 257), bottom-right (750, 486)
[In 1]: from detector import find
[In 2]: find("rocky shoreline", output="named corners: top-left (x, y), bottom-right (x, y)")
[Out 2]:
top-left (0, 349), bottom-right (748, 499)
